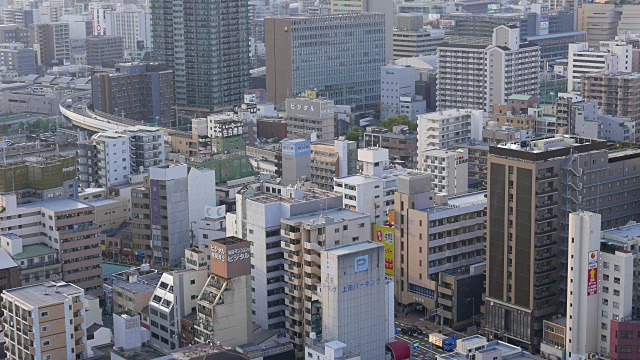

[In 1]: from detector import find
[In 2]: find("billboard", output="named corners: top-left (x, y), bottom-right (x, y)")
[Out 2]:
top-left (205, 205), bottom-right (226, 219)
top-left (587, 250), bottom-right (598, 296)
top-left (374, 225), bottom-right (394, 276)
top-left (285, 98), bottom-right (334, 119)
top-left (439, 20), bottom-right (456, 26)
top-left (487, 4), bottom-right (500, 13)
top-left (210, 238), bottom-right (251, 278)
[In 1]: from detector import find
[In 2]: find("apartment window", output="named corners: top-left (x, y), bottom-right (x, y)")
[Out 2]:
top-left (620, 331), bottom-right (633, 339)
top-left (603, 262), bottom-right (609, 269)
top-left (614, 264), bottom-right (620, 272)
top-left (613, 301), bottom-right (620, 309)
top-left (601, 334), bottom-right (607, 342)
top-left (41, 325), bottom-right (50, 332)
top-left (44, 356), bottom-right (51, 360)
top-left (42, 340), bottom-right (50, 347)
top-left (358, 223), bottom-right (365, 228)
top-left (603, 286), bottom-right (609, 293)
top-left (603, 274), bottom-right (609, 281)
top-left (614, 289), bottom-right (620, 296)
top-left (41, 311), bottom-right (49, 318)
top-left (617, 345), bottom-right (632, 353)
top-left (602, 310), bottom-right (608, 318)
top-left (602, 299), bottom-right (608, 306)
top-left (190, 279), bottom-right (195, 285)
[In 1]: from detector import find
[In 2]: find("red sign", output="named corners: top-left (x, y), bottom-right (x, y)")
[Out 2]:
top-left (587, 267), bottom-right (598, 296)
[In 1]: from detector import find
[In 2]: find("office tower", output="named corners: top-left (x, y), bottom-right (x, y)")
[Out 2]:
top-left (148, 248), bottom-right (208, 350)
top-left (194, 237), bottom-right (252, 346)
top-left (329, 0), bottom-right (393, 62)
top-left (0, 24), bottom-right (31, 47)
top-left (484, 136), bottom-right (640, 352)
top-left (566, 42), bottom-right (632, 93)
top-left (2, 281), bottom-right (88, 360)
top-left (380, 65), bottom-right (427, 121)
top-left (34, 22), bottom-right (70, 65)
top-left (151, 0), bottom-right (250, 113)
top-left (577, 4), bottom-right (621, 48)
top-left (437, 26), bottom-right (540, 112)
top-left (85, 35), bottom-right (124, 66)
top-left (281, 139), bottom-right (311, 186)
top-left (284, 97), bottom-right (335, 143)
top-left (0, 43), bottom-right (35, 76)
top-left (419, 148), bottom-right (469, 196)
top-left (77, 126), bottom-right (165, 188)
top-left (321, 242), bottom-right (387, 360)
top-left (394, 174), bottom-right (486, 328)
top-left (393, 14), bottom-right (444, 60)
top-left (265, 14), bottom-right (385, 111)
top-left (416, 109), bottom-right (483, 153)
top-left (565, 211), bottom-right (634, 359)
top-left (130, 164), bottom-right (191, 267)
top-left (91, 63), bottom-right (174, 124)
top-left (581, 71), bottom-right (640, 140)
top-left (103, 5), bottom-right (152, 50)
top-left (309, 140), bottom-right (357, 191)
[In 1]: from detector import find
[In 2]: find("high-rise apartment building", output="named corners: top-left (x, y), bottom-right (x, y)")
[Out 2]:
top-left (77, 126), bottom-right (165, 188)
top-left (581, 71), bottom-right (640, 141)
top-left (437, 26), bottom-right (540, 112)
top-left (151, 0), bottom-right (250, 113)
top-left (85, 35), bottom-right (124, 66)
top-left (394, 174), bottom-right (486, 328)
top-left (566, 42), bottom-right (632, 93)
top-left (130, 164), bottom-right (191, 267)
top-left (265, 13), bottom-right (385, 111)
top-left (34, 22), bottom-right (70, 65)
top-left (91, 63), bottom-right (174, 124)
top-left (103, 5), bottom-right (152, 50)
top-left (310, 140), bottom-right (358, 191)
top-left (2, 281), bottom-right (88, 360)
top-left (484, 135), bottom-right (640, 352)
top-left (419, 148), bottom-right (469, 196)
top-left (281, 207), bottom-right (372, 355)
top-left (0, 43), bottom-right (36, 76)
top-left (416, 109), bottom-right (483, 154)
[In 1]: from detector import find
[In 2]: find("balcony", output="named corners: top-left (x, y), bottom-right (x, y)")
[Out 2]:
top-left (534, 291), bottom-right (556, 301)
top-left (535, 214), bottom-right (558, 223)
top-left (536, 201), bottom-right (557, 209)
top-left (535, 227), bottom-right (557, 236)
top-left (282, 241), bottom-right (302, 252)
top-left (534, 279), bottom-right (557, 288)
top-left (535, 252), bottom-right (557, 262)
top-left (535, 240), bottom-right (557, 249)
top-left (536, 187), bottom-right (558, 196)
top-left (535, 266), bottom-right (557, 275)
top-left (536, 173), bottom-right (558, 180)
top-left (73, 316), bottom-right (84, 325)
top-left (73, 302), bottom-right (83, 312)
top-left (281, 229), bottom-right (301, 240)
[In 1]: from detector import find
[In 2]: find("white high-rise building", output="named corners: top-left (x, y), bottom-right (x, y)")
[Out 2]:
top-left (416, 109), bottom-right (483, 154)
top-left (103, 5), bottom-right (152, 50)
top-left (565, 211), bottom-right (634, 360)
top-left (566, 41), bottom-right (632, 93)
top-left (380, 65), bottom-right (426, 121)
top-left (437, 25), bottom-right (540, 112)
top-left (419, 148), bottom-right (468, 196)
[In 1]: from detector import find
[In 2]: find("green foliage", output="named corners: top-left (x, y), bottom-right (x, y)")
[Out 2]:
top-left (346, 126), bottom-right (364, 142)
top-left (0, 124), bottom-right (9, 135)
top-left (380, 114), bottom-right (417, 131)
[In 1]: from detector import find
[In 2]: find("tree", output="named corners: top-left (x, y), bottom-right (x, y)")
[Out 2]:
top-left (0, 124), bottom-right (9, 135)
top-left (346, 126), bottom-right (364, 142)
top-left (380, 114), bottom-right (417, 131)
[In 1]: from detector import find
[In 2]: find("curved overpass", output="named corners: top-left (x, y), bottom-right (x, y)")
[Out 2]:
top-left (60, 91), bottom-right (144, 132)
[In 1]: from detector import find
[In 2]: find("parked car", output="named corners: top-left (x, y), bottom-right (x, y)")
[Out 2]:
top-left (400, 327), bottom-right (416, 336)
top-left (409, 325), bottom-right (424, 335)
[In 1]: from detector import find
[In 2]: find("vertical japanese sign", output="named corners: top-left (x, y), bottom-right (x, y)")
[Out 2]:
top-left (374, 225), bottom-right (394, 276)
top-left (587, 250), bottom-right (598, 296)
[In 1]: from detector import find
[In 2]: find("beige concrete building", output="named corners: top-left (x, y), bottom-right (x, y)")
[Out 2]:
top-left (281, 208), bottom-right (372, 355)
top-left (577, 4), bottom-right (621, 48)
top-left (2, 281), bottom-right (87, 360)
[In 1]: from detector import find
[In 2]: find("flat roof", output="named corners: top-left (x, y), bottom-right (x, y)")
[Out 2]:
top-left (250, 188), bottom-right (338, 205)
top-left (22, 198), bottom-right (92, 212)
top-left (602, 222), bottom-right (640, 240)
top-left (89, 198), bottom-right (120, 207)
top-left (4, 281), bottom-right (84, 307)
top-left (324, 241), bottom-right (382, 256)
top-left (334, 175), bottom-right (381, 185)
top-left (12, 244), bottom-right (57, 260)
top-left (282, 208), bottom-right (370, 226)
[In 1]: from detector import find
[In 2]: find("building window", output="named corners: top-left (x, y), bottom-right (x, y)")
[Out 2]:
top-left (41, 325), bottom-right (50, 332)
top-left (44, 356), bottom-right (51, 360)
top-left (42, 340), bottom-right (50, 347)
top-left (41, 311), bottom-right (49, 318)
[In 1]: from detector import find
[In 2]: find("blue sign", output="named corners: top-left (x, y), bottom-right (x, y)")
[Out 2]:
top-left (354, 255), bottom-right (368, 272)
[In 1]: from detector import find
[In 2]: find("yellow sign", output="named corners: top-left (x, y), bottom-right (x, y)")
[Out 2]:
top-left (387, 210), bottom-right (395, 226)
top-left (374, 225), bottom-right (394, 276)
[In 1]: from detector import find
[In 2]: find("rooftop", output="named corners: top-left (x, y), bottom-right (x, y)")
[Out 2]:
top-left (21, 198), bottom-right (92, 212)
top-left (324, 240), bottom-right (382, 256)
top-left (249, 187), bottom-right (339, 205)
top-left (281, 208), bottom-right (370, 227)
top-left (419, 191), bottom-right (487, 216)
top-left (12, 244), bottom-right (57, 260)
top-left (418, 109), bottom-right (480, 121)
top-left (4, 281), bottom-right (84, 307)
top-left (111, 342), bottom-right (168, 360)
